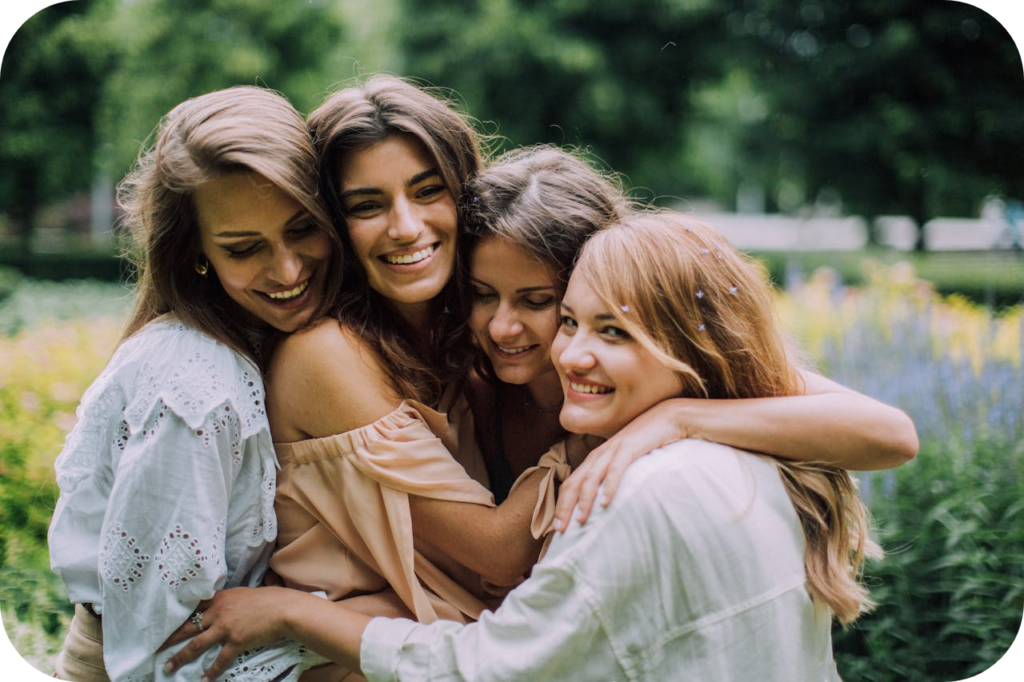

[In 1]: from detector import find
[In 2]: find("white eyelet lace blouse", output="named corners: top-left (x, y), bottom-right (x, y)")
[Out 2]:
top-left (48, 317), bottom-right (319, 681)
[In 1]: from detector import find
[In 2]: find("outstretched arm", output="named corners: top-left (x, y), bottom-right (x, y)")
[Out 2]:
top-left (554, 369), bottom-right (917, 529)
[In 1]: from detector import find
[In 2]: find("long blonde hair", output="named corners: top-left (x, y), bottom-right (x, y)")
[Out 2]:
top-left (118, 86), bottom-right (341, 365)
top-left (576, 212), bottom-right (881, 625)
top-left (308, 74), bottom-right (485, 405)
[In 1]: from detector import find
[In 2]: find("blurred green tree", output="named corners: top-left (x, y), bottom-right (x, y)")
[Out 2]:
top-left (0, 0), bottom-right (119, 254)
top-left (732, 0), bottom-right (1024, 247)
top-left (93, 0), bottom-right (350, 178)
top-left (395, 0), bottom-right (736, 201)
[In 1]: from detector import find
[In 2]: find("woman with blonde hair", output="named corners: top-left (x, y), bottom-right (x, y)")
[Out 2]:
top-left (164, 210), bottom-right (879, 679)
top-left (48, 86), bottom-right (342, 680)
top-left (460, 145), bottom-right (915, 521)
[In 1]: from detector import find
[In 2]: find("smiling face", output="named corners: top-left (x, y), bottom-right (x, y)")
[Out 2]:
top-left (469, 237), bottom-right (562, 397)
top-left (337, 133), bottom-right (458, 322)
top-left (552, 273), bottom-right (685, 440)
top-left (195, 171), bottom-right (331, 333)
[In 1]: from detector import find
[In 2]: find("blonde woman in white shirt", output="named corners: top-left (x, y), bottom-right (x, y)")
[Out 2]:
top-left (48, 86), bottom-right (343, 681)
top-left (164, 211), bottom-right (880, 681)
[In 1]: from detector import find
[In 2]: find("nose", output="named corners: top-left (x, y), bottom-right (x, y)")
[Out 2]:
top-left (556, 333), bottom-right (596, 373)
top-left (489, 303), bottom-right (523, 342)
top-left (267, 245), bottom-right (303, 284)
top-left (388, 197), bottom-right (424, 243)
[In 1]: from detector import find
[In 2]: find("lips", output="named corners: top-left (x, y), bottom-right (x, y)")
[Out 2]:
top-left (266, 281), bottom-right (308, 300)
top-left (492, 343), bottom-right (539, 361)
top-left (380, 243), bottom-right (436, 266)
top-left (257, 277), bottom-right (315, 311)
top-left (566, 374), bottom-right (614, 396)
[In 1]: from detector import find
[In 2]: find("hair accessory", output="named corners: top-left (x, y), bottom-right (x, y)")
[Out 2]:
top-left (620, 304), bottom-right (630, 312)
top-left (684, 225), bottom-right (692, 233)
top-left (699, 247), bottom-right (710, 255)
top-left (698, 323), bottom-right (706, 332)
top-left (195, 260), bottom-right (209, 277)
top-left (729, 286), bottom-right (738, 295)
top-left (472, 195), bottom-right (481, 205)
top-left (695, 290), bottom-right (704, 299)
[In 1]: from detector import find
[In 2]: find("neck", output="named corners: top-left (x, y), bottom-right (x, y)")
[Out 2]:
top-left (525, 368), bottom-right (564, 413)
top-left (390, 299), bottom-right (437, 351)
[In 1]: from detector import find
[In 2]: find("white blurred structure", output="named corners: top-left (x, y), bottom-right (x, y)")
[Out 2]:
top-left (700, 212), bottom-right (868, 251)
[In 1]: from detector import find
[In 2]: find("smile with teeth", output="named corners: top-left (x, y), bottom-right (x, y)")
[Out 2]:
top-left (569, 380), bottom-right (613, 395)
top-left (266, 281), bottom-right (308, 300)
top-left (383, 244), bottom-right (435, 265)
top-left (496, 344), bottom-right (534, 356)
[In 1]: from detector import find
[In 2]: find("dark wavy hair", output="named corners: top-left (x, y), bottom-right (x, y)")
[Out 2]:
top-left (308, 74), bottom-right (486, 405)
top-left (457, 145), bottom-right (631, 381)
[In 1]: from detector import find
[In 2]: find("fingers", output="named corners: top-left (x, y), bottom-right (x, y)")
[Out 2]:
top-left (597, 451), bottom-right (633, 508)
top-left (199, 645), bottom-right (243, 682)
top-left (571, 454), bottom-right (608, 526)
top-left (553, 475), bottom-right (579, 533)
top-left (162, 629), bottom-right (222, 676)
top-left (158, 600), bottom-right (215, 651)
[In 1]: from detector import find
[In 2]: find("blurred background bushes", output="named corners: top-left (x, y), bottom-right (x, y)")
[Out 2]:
top-left (2, 0), bottom-right (1023, 679)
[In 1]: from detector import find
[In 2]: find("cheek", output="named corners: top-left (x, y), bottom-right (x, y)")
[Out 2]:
top-left (346, 226), bottom-right (377, 265)
top-left (468, 305), bottom-right (491, 339)
top-left (309, 233), bottom-right (333, 260)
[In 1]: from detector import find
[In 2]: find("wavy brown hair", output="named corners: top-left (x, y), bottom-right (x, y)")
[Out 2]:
top-left (308, 74), bottom-right (485, 405)
top-left (458, 145), bottom-right (631, 381)
top-left (576, 212), bottom-right (881, 625)
top-left (118, 86), bottom-right (341, 365)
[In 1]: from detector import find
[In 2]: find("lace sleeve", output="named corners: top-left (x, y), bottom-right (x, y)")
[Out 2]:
top-left (97, 400), bottom-right (315, 681)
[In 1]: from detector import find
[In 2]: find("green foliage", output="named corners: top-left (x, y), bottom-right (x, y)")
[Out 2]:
top-left (730, 0), bottom-right (1024, 234)
top-left (834, 436), bottom-right (1024, 680)
top-left (0, 0), bottom-right (117, 234)
top-left (396, 0), bottom-right (728, 198)
top-left (0, 282), bottom-right (128, 666)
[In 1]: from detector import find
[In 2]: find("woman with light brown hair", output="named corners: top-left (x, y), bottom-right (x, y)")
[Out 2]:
top-left (48, 85), bottom-right (341, 681)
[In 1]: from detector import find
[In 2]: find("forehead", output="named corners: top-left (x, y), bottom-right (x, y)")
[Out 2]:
top-left (562, 273), bottom-right (607, 312)
top-left (471, 237), bottom-right (558, 286)
top-left (336, 133), bottom-right (436, 188)
top-left (195, 171), bottom-right (300, 234)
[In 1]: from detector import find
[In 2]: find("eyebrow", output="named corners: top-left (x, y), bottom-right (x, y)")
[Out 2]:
top-left (470, 277), bottom-right (556, 294)
top-left (559, 302), bottom-right (616, 320)
top-left (338, 167), bottom-right (441, 202)
top-left (213, 210), bottom-right (308, 238)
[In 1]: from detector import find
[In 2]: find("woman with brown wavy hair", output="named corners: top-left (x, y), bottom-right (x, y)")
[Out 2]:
top-left (48, 85), bottom-right (341, 681)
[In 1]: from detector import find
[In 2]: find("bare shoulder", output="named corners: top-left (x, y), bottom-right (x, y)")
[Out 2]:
top-left (266, 318), bottom-right (401, 439)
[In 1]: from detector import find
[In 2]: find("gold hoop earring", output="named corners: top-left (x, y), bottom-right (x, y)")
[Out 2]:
top-left (195, 260), bottom-right (209, 277)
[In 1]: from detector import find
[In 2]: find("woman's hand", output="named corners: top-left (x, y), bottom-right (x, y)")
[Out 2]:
top-left (554, 400), bottom-right (688, 531)
top-left (161, 587), bottom-right (292, 681)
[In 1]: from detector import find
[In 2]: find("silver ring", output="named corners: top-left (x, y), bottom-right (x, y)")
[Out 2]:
top-left (190, 609), bottom-right (205, 632)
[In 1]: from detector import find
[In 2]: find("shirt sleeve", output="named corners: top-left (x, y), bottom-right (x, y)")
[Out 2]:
top-left (359, 556), bottom-right (624, 681)
top-left (97, 399), bottom-right (314, 681)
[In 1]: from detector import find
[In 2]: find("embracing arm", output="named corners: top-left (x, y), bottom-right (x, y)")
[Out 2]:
top-left (269, 320), bottom-right (542, 586)
top-left (410, 469), bottom-right (545, 585)
top-left (555, 368), bottom-right (917, 528)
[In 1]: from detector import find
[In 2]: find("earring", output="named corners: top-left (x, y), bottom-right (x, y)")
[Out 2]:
top-left (195, 260), bottom-right (209, 277)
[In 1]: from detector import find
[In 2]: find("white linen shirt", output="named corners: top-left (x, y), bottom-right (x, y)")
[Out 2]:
top-left (48, 318), bottom-right (316, 681)
top-left (361, 440), bottom-right (842, 681)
